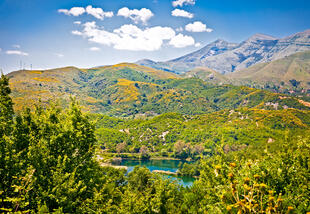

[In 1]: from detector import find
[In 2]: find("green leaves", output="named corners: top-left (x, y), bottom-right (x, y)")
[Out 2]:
top-left (1, 72), bottom-right (310, 213)
top-left (0, 83), bottom-right (100, 212)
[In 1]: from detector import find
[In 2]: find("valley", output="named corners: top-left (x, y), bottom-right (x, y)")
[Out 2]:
top-left (2, 25), bottom-right (310, 213)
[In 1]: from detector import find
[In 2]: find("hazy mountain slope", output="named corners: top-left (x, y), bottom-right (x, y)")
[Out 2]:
top-left (137, 29), bottom-right (310, 74)
top-left (181, 67), bottom-right (228, 84)
top-left (137, 39), bottom-right (239, 73)
top-left (227, 51), bottom-right (310, 90)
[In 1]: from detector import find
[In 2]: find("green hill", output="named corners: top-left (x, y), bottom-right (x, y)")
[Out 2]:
top-left (7, 63), bottom-right (177, 113)
top-left (7, 63), bottom-right (310, 117)
top-left (93, 108), bottom-right (310, 154)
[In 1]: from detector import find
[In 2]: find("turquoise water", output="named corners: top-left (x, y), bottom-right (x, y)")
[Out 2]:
top-left (111, 159), bottom-right (195, 187)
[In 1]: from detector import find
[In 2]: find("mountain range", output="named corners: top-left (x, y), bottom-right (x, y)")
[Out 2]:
top-left (183, 50), bottom-right (310, 91)
top-left (137, 29), bottom-right (310, 74)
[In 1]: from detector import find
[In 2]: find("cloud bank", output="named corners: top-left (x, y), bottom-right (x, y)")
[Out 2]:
top-left (55, 53), bottom-right (64, 58)
top-left (172, 0), bottom-right (195, 7)
top-left (89, 47), bottom-right (101, 51)
top-left (72, 22), bottom-right (197, 51)
top-left (169, 34), bottom-right (195, 48)
top-left (86, 5), bottom-right (113, 20)
top-left (58, 7), bottom-right (85, 16)
top-left (6, 50), bottom-right (29, 56)
top-left (171, 9), bottom-right (193, 18)
top-left (58, 6), bottom-right (113, 20)
top-left (117, 7), bottom-right (154, 24)
top-left (185, 21), bottom-right (213, 32)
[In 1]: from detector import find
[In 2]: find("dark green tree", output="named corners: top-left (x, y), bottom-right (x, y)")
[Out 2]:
top-left (20, 101), bottom-right (98, 212)
top-left (0, 73), bottom-right (15, 211)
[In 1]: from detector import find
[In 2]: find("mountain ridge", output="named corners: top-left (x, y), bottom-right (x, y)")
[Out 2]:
top-left (181, 50), bottom-right (310, 93)
top-left (137, 29), bottom-right (310, 74)
top-left (227, 50), bottom-right (310, 90)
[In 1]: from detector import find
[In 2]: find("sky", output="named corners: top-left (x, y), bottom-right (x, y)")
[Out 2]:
top-left (0, 0), bottom-right (310, 74)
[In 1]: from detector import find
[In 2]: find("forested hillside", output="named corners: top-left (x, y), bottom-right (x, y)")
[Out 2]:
top-left (2, 0), bottom-right (310, 212)
top-left (92, 108), bottom-right (310, 159)
top-left (1, 73), bottom-right (309, 213)
top-left (7, 63), bottom-right (310, 116)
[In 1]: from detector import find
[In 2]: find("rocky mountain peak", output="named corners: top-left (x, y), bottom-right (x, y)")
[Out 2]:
top-left (246, 33), bottom-right (278, 42)
top-left (136, 29), bottom-right (310, 74)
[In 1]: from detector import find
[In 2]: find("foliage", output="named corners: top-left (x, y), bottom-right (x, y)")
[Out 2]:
top-left (8, 64), bottom-right (310, 116)
top-left (93, 108), bottom-right (310, 160)
top-left (1, 74), bottom-right (310, 213)
top-left (185, 133), bottom-right (310, 213)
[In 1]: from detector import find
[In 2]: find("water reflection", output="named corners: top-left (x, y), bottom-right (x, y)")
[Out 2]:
top-left (111, 159), bottom-right (195, 187)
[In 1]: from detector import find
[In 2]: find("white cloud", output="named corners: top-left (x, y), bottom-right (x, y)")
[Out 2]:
top-left (72, 30), bottom-right (83, 35)
top-left (74, 21), bottom-right (81, 25)
top-left (176, 27), bottom-right (183, 32)
top-left (58, 6), bottom-right (113, 20)
top-left (55, 53), bottom-right (64, 58)
top-left (89, 47), bottom-right (101, 51)
top-left (13, 44), bottom-right (21, 48)
top-left (117, 7), bottom-right (154, 24)
top-left (85, 5), bottom-right (113, 20)
top-left (169, 33), bottom-right (195, 48)
top-left (75, 21), bottom-right (176, 51)
top-left (171, 9), bottom-right (193, 18)
top-left (185, 21), bottom-right (213, 32)
top-left (58, 7), bottom-right (85, 16)
top-left (172, 0), bottom-right (195, 7)
top-left (6, 50), bottom-right (29, 56)
top-left (195, 42), bottom-right (201, 47)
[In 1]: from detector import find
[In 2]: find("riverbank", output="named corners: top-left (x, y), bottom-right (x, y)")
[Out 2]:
top-left (152, 170), bottom-right (178, 176)
top-left (95, 150), bottom-right (195, 162)
top-left (103, 158), bottom-right (197, 186)
top-left (100, 162), bottom-right (128, 170)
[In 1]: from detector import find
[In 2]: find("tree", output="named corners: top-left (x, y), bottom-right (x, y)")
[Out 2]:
top-left (0, 73), bottom-right (14, 131)
top-left (289, 79), bottom-right (300, 88)
top-left (173, 140), bottom-right (189, 159)
top-left (139, 145), bottom-right (150, 159)
top-left (0, 73), bottom-right (15, 211)
top-left (128, 167), bottom-right (152, 192)
top-left (116, 142), bottom-right (127, 154)
top-left (0, 90), bottom-right (101, 213)
top-left (21, 101), bottom-right (97, 212)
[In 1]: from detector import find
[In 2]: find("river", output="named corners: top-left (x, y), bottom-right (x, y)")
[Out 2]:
top-left (111, 159), bottom-right (195, 187)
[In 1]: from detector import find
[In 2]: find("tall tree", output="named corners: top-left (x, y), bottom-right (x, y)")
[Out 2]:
top-left (0, 73), bottom-right (15, 211)
top-left (20, 101), bottom-right (98, 212)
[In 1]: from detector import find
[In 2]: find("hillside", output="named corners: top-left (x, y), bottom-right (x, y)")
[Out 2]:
top-left (93, 108), bottom-right (310, 154)
top-left (181, 67), bottom-right (228, 84)
top-left (7, 63), bottom-right (178, 114)
top-left (2, 71), bottom-right (310, 213)
top-left (226, 50), bottom-right (310, 91)
top-left (7, 63), bottom-right (310, 116)
top-left (137, 29), bottom-right (310, 74)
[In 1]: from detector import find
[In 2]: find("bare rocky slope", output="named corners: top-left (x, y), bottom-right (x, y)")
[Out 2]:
top-left (137, 29), bottom-right (310, 74)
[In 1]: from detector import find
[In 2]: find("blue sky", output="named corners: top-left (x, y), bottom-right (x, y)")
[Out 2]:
top-left (0, 0), bottom-right (310, 74)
